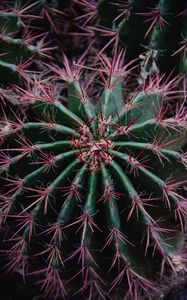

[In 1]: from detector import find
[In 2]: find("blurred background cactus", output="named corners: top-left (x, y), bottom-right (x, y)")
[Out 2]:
top-left (1, 0), bottom-right (187, 84)
top-left (0, 1), bottom-right (187, 300)
top-left (0, 0), bottom-right (72, 84)
top-left (72, 0), bottom-right (187, 76)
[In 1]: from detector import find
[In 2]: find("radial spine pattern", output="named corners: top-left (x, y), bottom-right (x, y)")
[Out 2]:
top-left (0, 50), bottom-right (187, 300)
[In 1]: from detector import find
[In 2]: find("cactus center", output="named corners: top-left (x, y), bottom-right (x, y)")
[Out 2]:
top-left (72, 115), bottom-right (114, 172)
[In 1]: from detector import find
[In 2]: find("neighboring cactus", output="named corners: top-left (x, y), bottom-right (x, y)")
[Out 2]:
top-left (0, 0), bottom-right (70, 84)
top-left (72, 0), bottom-right (187, 75)
top-left (2, 0), bottom-right (187, 84)
top-left (0, 49), bottom-right (187, 300)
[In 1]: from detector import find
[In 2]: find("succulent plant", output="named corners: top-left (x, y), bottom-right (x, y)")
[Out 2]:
top-left (0, 49), bottom-right (187, 300)
top-left (2, 0), bottom-right (187, 83)
top-left (72, 0), bottom-right (187, 76)
top-left (0, 0), bottom-right (70, 84)
top-left (1, 0), bottom-right (187, 90)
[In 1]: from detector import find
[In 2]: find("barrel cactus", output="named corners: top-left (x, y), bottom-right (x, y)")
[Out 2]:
top-left (0, 49), bottom-right (187, 299)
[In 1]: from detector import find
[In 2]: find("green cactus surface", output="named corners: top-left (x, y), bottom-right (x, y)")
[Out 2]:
top-left (0, 49), bottom-right (187, 299)
top-left (2, 0), bottom-right (187, 85)
top-left (72, 0), bottom-right (187, 76)
top-left (0, 0), bottom-right (69, 84)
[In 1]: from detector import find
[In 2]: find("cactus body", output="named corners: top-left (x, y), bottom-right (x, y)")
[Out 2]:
top-left (0, 50), bottom-right (187, 299)
top-left (0, 1), bottom-right (187, 299)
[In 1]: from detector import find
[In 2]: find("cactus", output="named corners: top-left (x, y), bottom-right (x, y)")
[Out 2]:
top-left (1, 0), bottom-right (187, 87)
top-left (0, 0), bottom-right (70, 84)
top-left (72, 0), bottom-right (187, 76)
top-left (0, 49), bottom-right (187, 300)
top-left (2, 0), bottom-right (187, 83)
